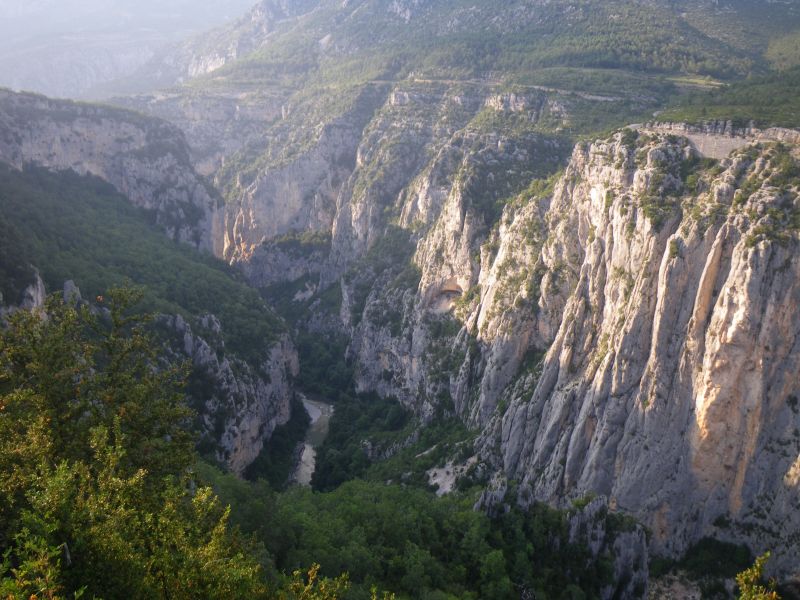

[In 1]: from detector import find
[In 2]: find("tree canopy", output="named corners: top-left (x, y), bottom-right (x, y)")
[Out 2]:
top-left (0, 290), bottom-right (346, 599)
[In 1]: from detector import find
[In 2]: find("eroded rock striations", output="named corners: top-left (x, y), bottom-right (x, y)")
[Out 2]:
top-left (217, 106), bottom-right (799, 578)
top-left (477, 130), bottom-right (800, 577)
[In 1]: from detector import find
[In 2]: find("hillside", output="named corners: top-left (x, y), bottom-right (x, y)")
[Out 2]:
top-left (2, 0), bottom-right (800, 597)
top-left (0, 162), bottom-right (297, 474)
top-left (102, 0), bottom-right (800, 589)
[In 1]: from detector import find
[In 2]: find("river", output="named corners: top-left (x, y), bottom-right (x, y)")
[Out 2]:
top-left (291, 396), bottom-right (334, 486)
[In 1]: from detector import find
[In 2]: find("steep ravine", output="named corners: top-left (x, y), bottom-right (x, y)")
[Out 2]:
top-left (0, 91), bottom-right (299, 475)
top-left (223, 116), bottom-right (800, 579)
top-left (24, 63), bottom-right (798, 579)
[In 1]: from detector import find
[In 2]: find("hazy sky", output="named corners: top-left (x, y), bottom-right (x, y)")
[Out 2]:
top-left (0, 0), bottom-right (258, 98)
top-left (0, 0), bottom-right (257, 43)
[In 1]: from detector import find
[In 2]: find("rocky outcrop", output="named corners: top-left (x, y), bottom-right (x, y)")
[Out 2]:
top-left (0, 270), bottom-right (46, 319)
top-left (240, 233), bottom-right (332, 288)
top-left (78, 4), bottom-right (800, 574)
top-left (566, 497), bottom-right (649, 600)
top-left (476, 130), bottom-right (800, 577)
top-left (0, 89), bottom-right (222, 253)
top-left (220, 84), bottom-right (390, 263)
top-left (156, 65), bottom-right (799, 575)
top-left (162, 313), bottom-right (299, 474)
top-left (641, 121), bottom-right (800, 160)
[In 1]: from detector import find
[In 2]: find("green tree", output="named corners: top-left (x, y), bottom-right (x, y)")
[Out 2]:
top-left (0, 289), bottom-right (356, 599)
top-left (278, 564), bottom-right (350, 600)
top-left (0, 291), bottom-right (262, 598)
top-left (736, 553), bottom-right (781, 600)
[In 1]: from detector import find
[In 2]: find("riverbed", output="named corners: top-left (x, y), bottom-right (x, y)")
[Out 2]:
top-left (291, 396), bottom-right (334, 486)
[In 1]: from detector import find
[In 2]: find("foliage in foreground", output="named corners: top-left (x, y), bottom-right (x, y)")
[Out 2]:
top-left (737, 553), bottom-right (781, 600)
top-left (0, 290), bottom-right (345, 599)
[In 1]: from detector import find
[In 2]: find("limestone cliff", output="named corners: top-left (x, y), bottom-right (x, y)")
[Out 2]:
top-left (223, 112), bottom-right (800, 577)
top-left (327, 85), bottom-right (569, 418)
top-left (476, 129), bottom-right (800, 577)
top-left (224, 85), bottom-right (386, 264)
top-left (161, 313), bottom-right (298, 475)
top-left (0, 89), bottom-right (223, 253)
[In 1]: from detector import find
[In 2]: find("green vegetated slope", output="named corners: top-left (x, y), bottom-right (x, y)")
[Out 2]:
top-left (179, 0), bottom-right (800, 212)
top-left (209, 0), bottom-right (788, 86)
top-left (661, 66), bottom-right (800, 127)
top-left (202, 464), bottom-right (642, 600)
top-left (197, 0), bottom-right (800, 120)
top-left (0, 163), bottom-right (282, 363)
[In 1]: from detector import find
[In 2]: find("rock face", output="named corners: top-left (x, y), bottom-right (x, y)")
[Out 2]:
top-left (478, 130), bottom-right (800, 577)
top-left (162, 314), bottom-right (299, 475)
top-left (72, 3), bottom-right (800, 572)
top-left (566, 497), bottom-right (649, 600)
top-left (641, 121), bottom-right (800, 160)
top-left (0, 89), bottom-right (223, 253)
top-left (0, 270), bottom-right (46, 319)
top-left (207, 102), bottom-right (799, 577)
top-left (110, 90), bottom-right (287, 177)
top-left (224, 89), bottom-right (380, 263)
top-left (323, 84), bottom-right (570, 420)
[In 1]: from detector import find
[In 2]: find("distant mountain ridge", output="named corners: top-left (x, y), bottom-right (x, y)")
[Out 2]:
top-left (0, 0), bottom-right (256, 98)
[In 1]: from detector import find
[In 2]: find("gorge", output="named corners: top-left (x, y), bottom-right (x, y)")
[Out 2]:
top-left (2, 0), bottom-right (800, 598)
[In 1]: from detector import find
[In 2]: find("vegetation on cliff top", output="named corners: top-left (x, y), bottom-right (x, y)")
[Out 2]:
top-left (661, 67), bottom-right (800, 128)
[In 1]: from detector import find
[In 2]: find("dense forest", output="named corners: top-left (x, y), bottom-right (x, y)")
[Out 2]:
top-left (0, 289), bottom-right (781, 599)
